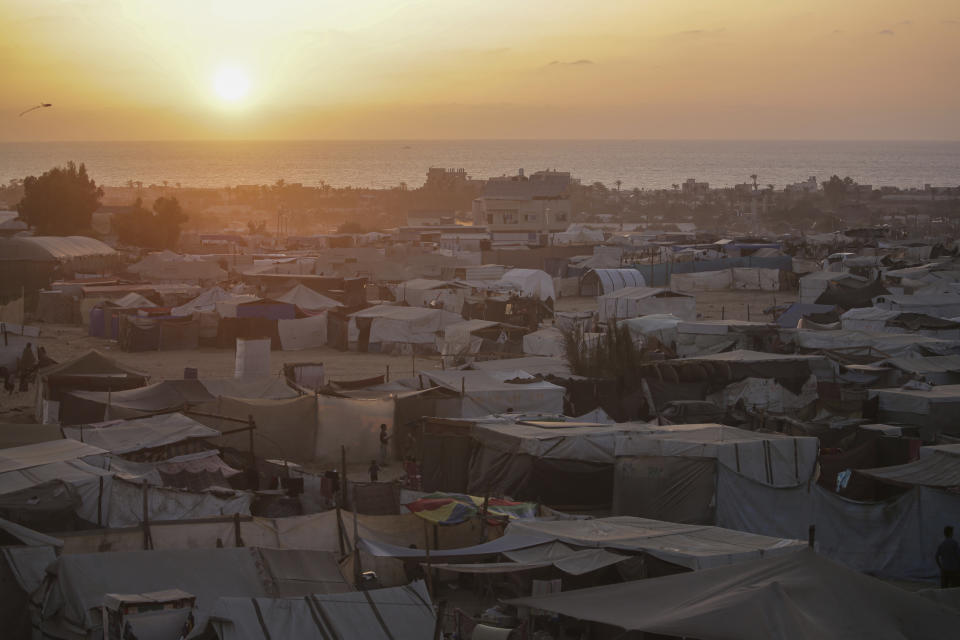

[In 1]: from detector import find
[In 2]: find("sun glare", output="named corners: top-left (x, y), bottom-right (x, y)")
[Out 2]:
top-left (213, 66), bottom-right (250, 103)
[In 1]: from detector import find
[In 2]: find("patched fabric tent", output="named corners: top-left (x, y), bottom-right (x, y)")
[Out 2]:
top-left (421, 369), bottom-right (565, 417)
top-left (578, 268), bottom-right (646, 297)
top-left (869, 385), bottom-right (960, 439)
top-left (507, 548), bottom-right (960, 640)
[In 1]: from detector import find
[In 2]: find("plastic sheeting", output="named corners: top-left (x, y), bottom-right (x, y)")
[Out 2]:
top-left (62, 413), bottom-right (219, 454)
top-left (598, 287), bottom-right (696, 323)
top-left (209, 582), bottom-right (433, 640)
top-left (499, 269), bottom-right (556, 301)
top-left (421, 369), bottom-right (564, 417)
top-left (278, 313), bottom-right (328, 351)
top-left (706, 374), bottom-right (819, 414)
top-left (715, 464), bottom-right (960, 580)
top-left (856, 449), bottom-right (960, 487)
top-left (522, 327), bottom-right (565, 358)
top-left (505, 516), bottom-right (804, 570)
top-left (201, 395), bottom-right (319, 464)
top-left (507, 548), bottom-right (960, 640)
top-left (0, 439), bottom-right (107, 474)
top-left (275, 284), bottom-right (342, 312)
top-left (36, 548), bottom-right (349, 638)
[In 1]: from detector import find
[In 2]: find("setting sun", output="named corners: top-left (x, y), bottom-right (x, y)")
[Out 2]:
top-left (213, 66), bottom-right (250, 103)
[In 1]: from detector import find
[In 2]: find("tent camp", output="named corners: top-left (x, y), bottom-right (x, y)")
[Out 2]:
top-left (207, 582), bottom-right (434, 640)
top-left (171, 286), bottom-right (235, 316)
top-left (598, 287), bottom-right (696, 323)
top-left (508, 548), bottom-right (960, 640)
top-left (578, 268), bottom-right (645, 297)
top-left (34, 548), bottom-right (351, 639)
top-left (128, 251), bottom-right (227, 284)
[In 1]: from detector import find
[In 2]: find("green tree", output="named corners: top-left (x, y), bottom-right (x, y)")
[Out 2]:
top-left (116, 197), bottom-right (188, 249)
top-left (17, 162), bottom-right (103, 235)
top-left (823, 175), bottom-right (855, 209)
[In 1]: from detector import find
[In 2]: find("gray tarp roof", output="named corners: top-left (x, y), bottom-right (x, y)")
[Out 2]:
top-left (0, 439), bottom-right (107, 474)
top-left (0, 236), bottom-right (116, 262)
top-left (504, 516), bottom-right (805, 570)
top-left (62, 413), bottom-right (220, 454)
top-left (39, 548), bottom-right (350, 636)
top-left (507, 548), bottom-right (960, 640)
top-left (856, 449), bottom-right (960, 488)
top-left (209, 581), bottom-right (434, 640)
top-left (430, 543), bottom-right (630, 576)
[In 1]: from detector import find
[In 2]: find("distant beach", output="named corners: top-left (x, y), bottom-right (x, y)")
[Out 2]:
top-left (0, 140), bottom-right (957, 191)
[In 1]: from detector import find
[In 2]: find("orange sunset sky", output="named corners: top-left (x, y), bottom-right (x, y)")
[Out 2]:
top-left (2, 0), bottom-right (959, 141)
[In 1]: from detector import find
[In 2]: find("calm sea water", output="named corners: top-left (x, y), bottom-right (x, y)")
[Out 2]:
top-left (0, 140), bottom-right (957, 191)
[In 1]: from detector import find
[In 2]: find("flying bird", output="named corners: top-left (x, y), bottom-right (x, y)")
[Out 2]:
top-left (19, 103), bottom-right (52, 116)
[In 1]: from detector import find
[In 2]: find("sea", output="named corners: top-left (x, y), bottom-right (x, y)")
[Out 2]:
top-left (0, 140), bottom-right (957, 191)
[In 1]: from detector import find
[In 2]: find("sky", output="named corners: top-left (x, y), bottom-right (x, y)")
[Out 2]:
top-left (1, 0), bottom-right (958, 141)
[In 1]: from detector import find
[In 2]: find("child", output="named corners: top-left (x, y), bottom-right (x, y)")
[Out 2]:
top-left (368, 459), bottom-right (381, 482)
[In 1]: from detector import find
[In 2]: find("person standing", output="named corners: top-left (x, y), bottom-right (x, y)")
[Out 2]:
top-left (936, 526), bottom-right (960, 588)
top-left (379, 423), bottom-right (391, 466)
top-left (368, 459), bottom-right (381, 482)
top-left (18, 342), bottom-right (36, 392)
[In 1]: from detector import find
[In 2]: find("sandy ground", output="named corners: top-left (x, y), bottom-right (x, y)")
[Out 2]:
top-left (555, 289), bottom-right (797, 322)
top-left (0, 324), bottom-right (444, 425)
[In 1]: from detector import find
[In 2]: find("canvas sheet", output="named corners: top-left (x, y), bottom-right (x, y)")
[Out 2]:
top-left (706, 374), bottom-right (819, 414)
top-left (209, 582), bottom-right (433, 640)
top-left (422, 370), bottom-right (564, 416)
top-left (105, 479), bottom-right (251, 528)
top-left (316, 395), bottom-right (393, 463)
top-left (670, 270), bottom-right (732, 292)
top-left (732, 267), bottom-right (780, 291)
top-left (499, 269), bottom-right (556, 301)
top-left (506, 548), bottom-right (960, 640)
top-left (63, 412), bottom-right (218, 454)
top-left (278, 313), bottom-right (328, 351)
top-left (199, 395), bottom-right (318, 463)
top-left (522, 327), bottom-right (565, 358)
top-left (504, 516), bottom-right (804, 570)
top-left (715, 464), bottom-right (960, 580)
top-left (0, 439), bottom-right (107, 473)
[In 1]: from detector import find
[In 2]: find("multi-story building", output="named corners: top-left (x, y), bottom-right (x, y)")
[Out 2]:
top-left (472, 169), bottom-right (573, 242)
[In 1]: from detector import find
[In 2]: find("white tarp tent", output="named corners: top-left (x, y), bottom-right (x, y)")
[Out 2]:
top-left (275, 284), bottom-right (342, 312)
top-left (278, 313), bottom-right (328, 350)
top-left (348, 305), bottom-right (461, 352)
top-left (499, 269), bottom-right (556, 302)
top-left (579, 268), bottom-right (646, 296)
top-left (522, 327), bottom-right (565, 358)
top-left (61, 413), bottom-right (219, 454)
top-left (598, 287), bottom-right (696, 323)
top-left (421, 369), bottom-right (564, 417)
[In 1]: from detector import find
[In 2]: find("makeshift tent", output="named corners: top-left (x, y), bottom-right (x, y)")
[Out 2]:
top-left (62, 413), bottom-right (219, 455)
top-left (118, 314), bottom-right (201, 352)
top-left (507, 548), bottom-right (960, 640)
top-left (348, 305), bottom-right (461, 353)
top-left (775, 302), bottom-right (837, 328)
top-left (504, 516), bottom-right (805, 570)
top-left (275, 283), bottom-right (342, 312)
top-left (715, 464), bottom-right (960, 580)
top-left (405, 493), bottom-right (537, 526)
top-left (171, 286), bottom-right (234, 316)
top-left (499, 269), bottom-right (556, 302)
top-left (208, 582), bottom-right (434, 640)
top-left (394, 278), bottom-right (464, 311)
top-left (521, 327), bottom-right (565, 358)
top-left (869, 385), bottom-right (960, 439)
top-left (578, 268), bottom-right (645, 296)
top-left (463, 420), bottom-right (655, 505)
top-left (856, 447), bottom-right (960, 487)
top-left (420, 369), bottom-right (564, 417)
top-left (798, 271), bottom-right (866, 305)
top-left (36, 350), bottom-right (149, 424)
top-left (598, 287), bottom-right (696, 323)
top-left (613, 424), bottom-right (818, 524)
top-left (59, 378), bottom-right (297, 425)
top-left (34, 548), bottom-right (350, 639)
top-left (198, 395), bottom-right (318, 464)
top-left (278, 313), bottom-right (328, 350)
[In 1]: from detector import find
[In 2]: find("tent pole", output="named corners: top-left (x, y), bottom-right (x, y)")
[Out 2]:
top-left (353, 484), bottom-right (362, 587)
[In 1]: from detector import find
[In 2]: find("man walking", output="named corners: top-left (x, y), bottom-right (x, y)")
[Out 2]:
top-left (936, 526), bottom-right (960, 588)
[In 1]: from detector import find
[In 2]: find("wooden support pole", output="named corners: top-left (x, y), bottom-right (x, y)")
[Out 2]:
top-left (247, 414), bottom-right (256, 468)
top-left (424, 520), bottom-right (434, 598)
top-left (353, 484), bottom-right (362, 588)
top-left (142, 480), bottom-right (152, 550)
top-left (432, 599), bottom-right (448, 640)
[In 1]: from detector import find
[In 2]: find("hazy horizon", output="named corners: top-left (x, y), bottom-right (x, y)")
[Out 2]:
top-left (3, 1), bottom-right (959, 142)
